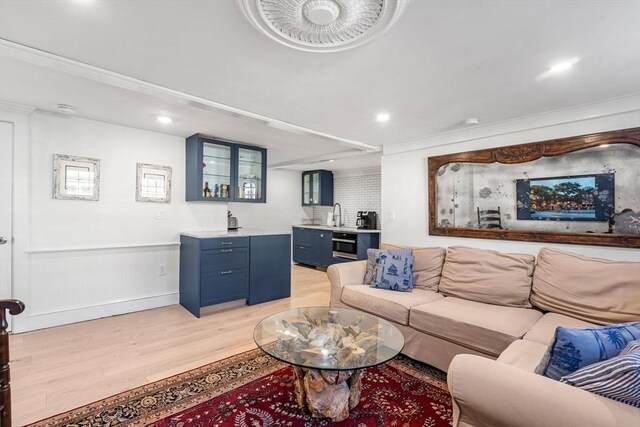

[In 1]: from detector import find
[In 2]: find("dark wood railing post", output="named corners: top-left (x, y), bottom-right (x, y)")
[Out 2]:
top-left (0, 300), bottom-right (25, 427)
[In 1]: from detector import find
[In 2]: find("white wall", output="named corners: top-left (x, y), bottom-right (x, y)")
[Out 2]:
top-left (381, 97), bottom-right (640, 262)
top-left (7, 111), bottom-right (302, 332)
top-left (229, 168), bottom-right (308, 232)
top-left (311, 168), bottom-right (382, 228)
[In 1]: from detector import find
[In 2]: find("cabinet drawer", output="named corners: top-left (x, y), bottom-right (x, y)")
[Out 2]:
top-left (292, 227), bottom-right (313, 247)
top-left (293, 244), bottom-right (313, 265)
top-left (200, 268), bottom-right (248, 306)
top-left (201, 237), bottom-right (249, 250)
top-left (201, 248), bottom-right (249, 272)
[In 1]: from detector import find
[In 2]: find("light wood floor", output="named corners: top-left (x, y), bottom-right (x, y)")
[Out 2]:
top-left (10, 265), bottom-right (330, 426)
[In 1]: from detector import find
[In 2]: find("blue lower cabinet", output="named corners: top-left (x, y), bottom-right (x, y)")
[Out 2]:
top-left (249, 235), bottom-right (291, 305)
top-left (357, 233), bottom-right (380, 259)
top-left (201, 268), bottom-right (249, 306)
top-left (180, 234), bottom-right (292, 317)
top-left (292, 227), bottom-right (380, 269)
top-left (293, 227), bottom-right (331, 268)
top-left (293, 244), bottom-right (313, 265)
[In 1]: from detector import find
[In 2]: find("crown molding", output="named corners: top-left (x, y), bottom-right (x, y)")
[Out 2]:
top-left (0, 38), bottom-right (380, 152)
top-left (0, 100), bottom-right (35, 115)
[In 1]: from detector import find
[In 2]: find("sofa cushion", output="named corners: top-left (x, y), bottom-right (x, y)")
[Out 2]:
top-left (409, 297), bottom-right (543, 356)
top-left (497, 340), bottom-right (548, 372)
top-left (370, 249), bottom-right (414, 292)
top-left (560, 340), bottom-right (640, 408)
top-left (438, 246), bottom-right (535, 308)
top-left (524, 312), bottom-right (596, 346)
top-left (380, 243), bottom-right (446, 291)
top-left (340, 285), bottom-right (443, 325)
top-left (535, 322), bottom-right (640, 380)
top-left (530, 247), bottom-right (640, 325)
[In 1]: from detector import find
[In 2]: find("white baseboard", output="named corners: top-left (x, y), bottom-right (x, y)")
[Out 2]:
top-left (13, 292), bottom-right (179, 333)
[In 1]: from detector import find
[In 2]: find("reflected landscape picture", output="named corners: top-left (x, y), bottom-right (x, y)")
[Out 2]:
top-left (516, 173), bottom-right (614, 222)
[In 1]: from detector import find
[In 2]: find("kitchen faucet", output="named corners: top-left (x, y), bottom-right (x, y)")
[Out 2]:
top-left (333, 203), bottom-right (344, 227)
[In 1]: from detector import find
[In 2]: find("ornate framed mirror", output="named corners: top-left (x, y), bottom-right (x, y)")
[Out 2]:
top-left (427, 127), bottom-right (640, 248)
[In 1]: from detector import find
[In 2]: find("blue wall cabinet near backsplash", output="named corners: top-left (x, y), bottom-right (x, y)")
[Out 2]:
top-left (302, 170), bottom-right (333, 206)
top-left (186, 134), bottom-right (267, 203)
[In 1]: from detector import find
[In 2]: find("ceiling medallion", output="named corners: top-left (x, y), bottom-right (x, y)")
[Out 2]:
top-left (237, 0), bottom-right (409, 52)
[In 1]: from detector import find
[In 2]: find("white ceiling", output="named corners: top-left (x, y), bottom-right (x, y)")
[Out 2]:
top-left (0, 0), bottom-right (639, 169)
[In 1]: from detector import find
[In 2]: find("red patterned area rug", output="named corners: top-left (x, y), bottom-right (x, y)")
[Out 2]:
top-left (28, 348), bottom-right (452, 427)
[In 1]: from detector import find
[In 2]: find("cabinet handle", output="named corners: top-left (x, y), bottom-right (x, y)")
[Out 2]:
top-left (221, 249), bottom-right (233, 253)
top-left (221, 242), bottom-right (233, 245)
top-left (221, 270), bottom-right (233, 274)
top-left (320, 233), bottom-right (324, 238)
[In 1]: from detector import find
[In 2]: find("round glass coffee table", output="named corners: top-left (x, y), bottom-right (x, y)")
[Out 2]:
top-left (253, 306), bottom-right (404, 422)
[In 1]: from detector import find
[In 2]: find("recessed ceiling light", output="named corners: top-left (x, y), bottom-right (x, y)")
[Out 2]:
top-left (57, 104), bottom-right (77, 115)
top-left (536, 57), bottom-right (580, 81)
top-left (463, 118), bottom-right (479, 126)
top-left (376, 113), bottom-right (390, 123)
top-left (157, 115), bottom-right (172, 124)
top-left (328, 159), bottom-right (335, 163)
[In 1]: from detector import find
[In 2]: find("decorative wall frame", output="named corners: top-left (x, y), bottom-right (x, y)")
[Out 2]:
top-left (53, 154), bottom-right (100, 201)
top-left (136, 163), bottom-right (172, 203)
top-left (427, 127), bottom-right (640, 248)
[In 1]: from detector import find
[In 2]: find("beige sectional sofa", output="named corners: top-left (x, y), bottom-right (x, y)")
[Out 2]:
top-left (327, 245), bottom-right (640, 427)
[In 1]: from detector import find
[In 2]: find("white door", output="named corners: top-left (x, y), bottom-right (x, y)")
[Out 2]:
top-left (0, 121), bottom-right (13, 300)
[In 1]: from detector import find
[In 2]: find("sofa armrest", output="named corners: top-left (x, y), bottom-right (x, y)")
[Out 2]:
top-left (327, 261), bottom-right (367, 306)
top-left (448, 354), bottom-right (637, 427)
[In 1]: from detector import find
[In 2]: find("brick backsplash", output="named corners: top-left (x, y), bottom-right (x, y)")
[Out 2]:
top-left (311, 173), bottom-right (381, 229)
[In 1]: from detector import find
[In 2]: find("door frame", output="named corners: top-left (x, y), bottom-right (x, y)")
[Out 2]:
top-left (0, 121), bottom-right (13, 302)
top-left (0, 101), bottom-right (34, 333)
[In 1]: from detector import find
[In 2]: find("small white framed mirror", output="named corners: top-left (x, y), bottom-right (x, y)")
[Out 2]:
top-left (53, 154), bottom-right (101, 201)
top-left (136, 163), bottom-right (172, 203)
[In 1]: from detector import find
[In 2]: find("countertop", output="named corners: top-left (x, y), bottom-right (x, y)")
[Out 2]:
top-left (181, 228), bottom-right (291, 238)
top-left (293, 225), bottom-right (381, 234)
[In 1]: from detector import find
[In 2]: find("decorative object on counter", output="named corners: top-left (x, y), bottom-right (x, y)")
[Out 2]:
top-left (428, 127), bottom-right (640, 248)
top-left (253, 307), bottom-right (405, 422)
top-left (53, 154), bottom-right (100, 201)
top-left (136, 163), bottom-right (171, 203)
top-left (227, 210), bottom-right (239, 230)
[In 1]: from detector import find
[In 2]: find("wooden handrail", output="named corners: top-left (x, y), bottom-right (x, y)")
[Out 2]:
top-left (0, 300), bottom-right (25, 427)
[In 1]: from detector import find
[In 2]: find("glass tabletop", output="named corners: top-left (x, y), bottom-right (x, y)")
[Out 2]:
top-left (253, 306), bottom-right (405, 371)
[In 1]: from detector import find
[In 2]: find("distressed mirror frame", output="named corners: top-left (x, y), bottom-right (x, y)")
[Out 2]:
top-left (53, 154), bottom-right (101, 201)
top-left (427, 127), bottom-right (640, 248)
top-left (136, 163), bottom-right (172, 203)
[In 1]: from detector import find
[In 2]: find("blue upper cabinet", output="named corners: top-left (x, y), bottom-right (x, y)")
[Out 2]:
top-left (302, 170), bottom-right (333, 206)
top-left (186, 134), bottom-right (267, 203)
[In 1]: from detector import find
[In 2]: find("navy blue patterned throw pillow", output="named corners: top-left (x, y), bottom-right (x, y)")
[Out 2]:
top-left (370, 249), bottom-right (414, 292)
top-left (536, 322), bottom-right (640, 380)
top-left (561, 340), bottom-right (640, 407)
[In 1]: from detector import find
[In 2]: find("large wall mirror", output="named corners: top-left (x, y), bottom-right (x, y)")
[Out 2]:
top-left (427, 127), bottom-right (640, 248)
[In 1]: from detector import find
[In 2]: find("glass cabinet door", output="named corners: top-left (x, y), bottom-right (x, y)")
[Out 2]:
top-left (236, 147), bottom-right (264, 201)
top-left (202, 142), bottom-right (232, 200)
top-left (311, 172), bottom-right (320, 204)
top-left (303, 173), bottom-right (311, 204)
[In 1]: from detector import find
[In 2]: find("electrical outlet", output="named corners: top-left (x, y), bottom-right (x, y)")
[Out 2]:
top-left (390, 210), bottom-right (397, 221)
top-left (155, 210), bottom-right (166, 219)
top-left (158, 264), bottom-right (167, 276)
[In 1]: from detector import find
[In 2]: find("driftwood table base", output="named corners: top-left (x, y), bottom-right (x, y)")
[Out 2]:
top-left (293, 366), bottom-right (363, 422)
